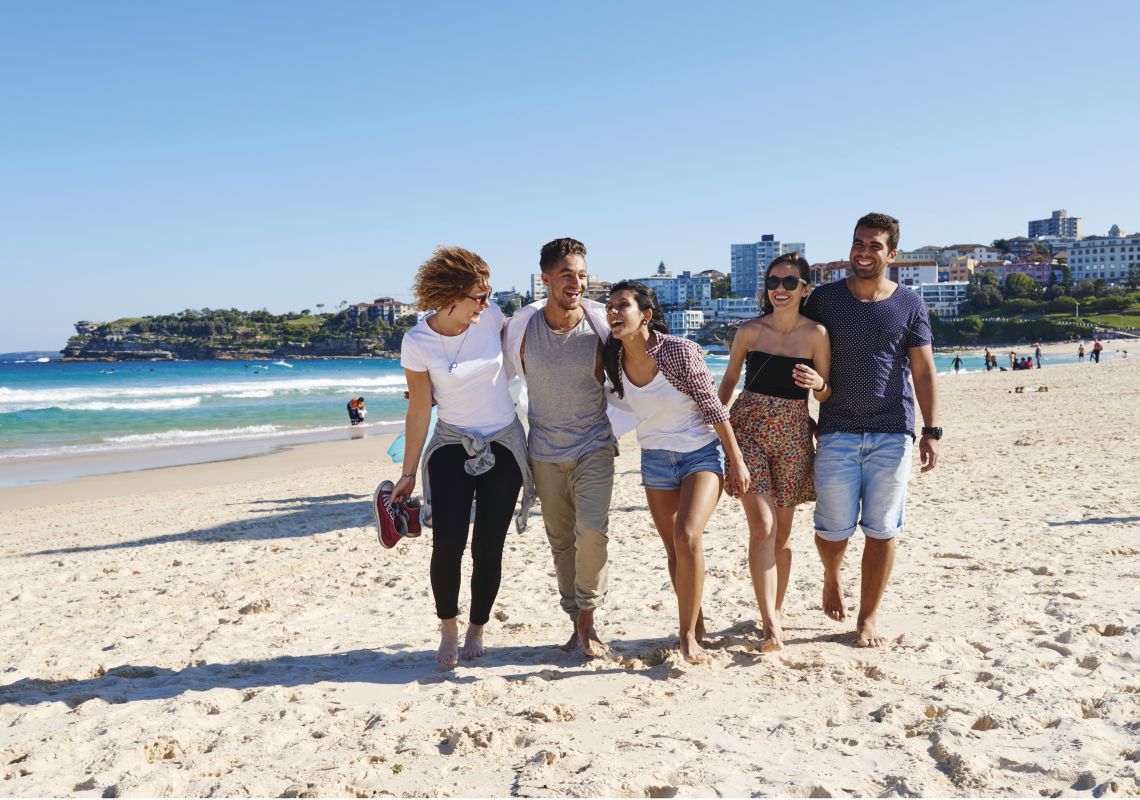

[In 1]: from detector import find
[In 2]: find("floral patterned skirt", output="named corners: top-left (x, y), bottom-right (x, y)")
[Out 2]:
top-left (728, 390), bottom-right (815, 507)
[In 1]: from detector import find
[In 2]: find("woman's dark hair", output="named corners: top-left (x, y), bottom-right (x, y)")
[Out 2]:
top-left (602, 280), bottom-right (669, 399)
top-left (759, 252), bottom-right (811, 315)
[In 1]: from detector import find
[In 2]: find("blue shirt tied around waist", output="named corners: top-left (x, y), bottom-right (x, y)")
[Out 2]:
top-left (803, 279), bottom-right (932, 437)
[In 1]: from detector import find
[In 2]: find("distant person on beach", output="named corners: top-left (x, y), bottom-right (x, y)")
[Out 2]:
top-left (1092, 338), bottom-right (1103, 363)
top-left (1034, 345), bottom-right (1042, 369)
top-left (1078, 344), bottom-right (1085, 362)
top-left (603, 280), bottom-right (749, 663)
top-left (718, 253), bottom-right (831, 652)
top-left (347, 397), bottom-right (366, 425)
top-left (984, 348), bottom-right (993, 371)
top-left (503, 237), bottom-right (621, 658)
top-left (393, 246), bottom-right (533, 667)
top-left (951, 353), bottom-right (963, 374)
top-left (802, 212), bottom-right (940, 648)
top-left (1008, 352), bottom-right (1016, 369)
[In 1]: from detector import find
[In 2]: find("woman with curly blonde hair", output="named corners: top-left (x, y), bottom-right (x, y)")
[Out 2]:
top-left (393, 246), bottom-right (534, 666)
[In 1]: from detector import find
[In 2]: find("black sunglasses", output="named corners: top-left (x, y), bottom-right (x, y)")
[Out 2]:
top-left (465, 288), bottom-right (492, 304)
top-left (765, 275), bottom-right (807, 291)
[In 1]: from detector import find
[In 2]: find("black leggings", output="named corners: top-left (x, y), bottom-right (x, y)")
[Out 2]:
top-left (427, 442), bottom-right (523, 625)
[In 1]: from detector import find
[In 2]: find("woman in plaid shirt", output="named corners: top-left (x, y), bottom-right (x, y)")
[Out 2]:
top-left (602, 280), bottom-right (750, 664)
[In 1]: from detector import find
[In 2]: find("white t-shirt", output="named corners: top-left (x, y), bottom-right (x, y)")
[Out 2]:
top-left (620, 365), bottom-right (717, 452)
top-left (400, 303), bottom-right (517, 436)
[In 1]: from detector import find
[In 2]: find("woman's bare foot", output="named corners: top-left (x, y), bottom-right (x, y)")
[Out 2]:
top-left (679, 632), bottom-right (710, 664)
top-left (695, 609), bottom-right (707, 642)
top-left (822, 576), bottom-right (847, 621)
top-left (437, 618), bottom-right (459, 666)
top-left (460, 623), bottom-right (486, 660)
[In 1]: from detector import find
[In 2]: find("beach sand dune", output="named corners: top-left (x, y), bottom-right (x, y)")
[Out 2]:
top-left (2, 359), bottom-right (1138, 797)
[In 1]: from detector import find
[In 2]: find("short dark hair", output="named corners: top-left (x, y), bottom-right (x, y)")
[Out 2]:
top-left (539, 237), bottom-right (588, 272)
top-left (760, 252), bottom-right (811, 315)
top-left (854, 212), bottom-right (900, 251)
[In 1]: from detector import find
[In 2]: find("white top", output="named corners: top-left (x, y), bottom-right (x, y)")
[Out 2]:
top-left (400, 303), bottom-right (517, 436)
top-left (620, 364), bottom-right (717, 452)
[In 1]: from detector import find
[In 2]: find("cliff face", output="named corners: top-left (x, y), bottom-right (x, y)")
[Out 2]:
top-left (61, 332), bottom-right (391, 361)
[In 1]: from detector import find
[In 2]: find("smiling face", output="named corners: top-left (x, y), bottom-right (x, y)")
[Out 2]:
top-left (850, 226), bottom-right (897, 280)
top-left (765, 264), bottom-right (809, 312)
top-left (541, 254), bottom-right (588, 312)
top-left (453, 280), bottom-right (491, 325)
top-left (606, 289), bottom-right (650, 341)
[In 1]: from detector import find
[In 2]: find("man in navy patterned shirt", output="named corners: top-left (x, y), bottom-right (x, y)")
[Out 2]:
top-left (803, 212), bottom-right (940, 648)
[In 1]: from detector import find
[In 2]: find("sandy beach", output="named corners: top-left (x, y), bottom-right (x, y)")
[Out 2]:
top-left (2, 355), bottom-right (1138, 797)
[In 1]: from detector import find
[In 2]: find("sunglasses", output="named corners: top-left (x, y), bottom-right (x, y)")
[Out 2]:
top-left (465, 288), bottom-right (492, 305)
top-left (765, 275), bottom-right (808, 291)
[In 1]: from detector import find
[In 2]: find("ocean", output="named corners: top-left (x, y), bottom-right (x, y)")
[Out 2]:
top-left (0, 347), bottom-right (1107, 488)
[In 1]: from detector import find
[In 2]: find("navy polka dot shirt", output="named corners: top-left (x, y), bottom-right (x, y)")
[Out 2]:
top-left (804, 279), bottom-right (932, 436)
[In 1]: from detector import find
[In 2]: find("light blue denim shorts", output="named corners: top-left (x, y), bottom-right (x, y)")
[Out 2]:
top-left (813, 432), bottom-right (912, 541)
top-left (640, 438), bottom-right (723, 491)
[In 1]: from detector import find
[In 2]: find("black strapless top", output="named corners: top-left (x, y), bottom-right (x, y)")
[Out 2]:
top-left (743, 351), bottom-right (814, 400)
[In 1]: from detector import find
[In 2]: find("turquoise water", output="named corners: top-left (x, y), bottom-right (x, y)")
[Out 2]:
top-left (0, 347), bottom-right (1113, 485)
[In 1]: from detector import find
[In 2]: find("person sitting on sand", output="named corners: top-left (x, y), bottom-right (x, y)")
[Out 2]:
top-left (802, 212), bottom-right (940, 648)
top-left (602, 280), bottom-right (750, 663)
top-left (717, 253), bottom-right (831, 652)
top-left (393, 246), bottom-right (533, 666)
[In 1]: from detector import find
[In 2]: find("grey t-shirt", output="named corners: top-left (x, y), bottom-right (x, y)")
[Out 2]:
top-left (523, 311), bottom-right (615, 462)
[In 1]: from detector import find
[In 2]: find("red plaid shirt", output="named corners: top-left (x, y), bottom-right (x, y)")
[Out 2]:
top-left (645, 333), bottom-right (730, 427)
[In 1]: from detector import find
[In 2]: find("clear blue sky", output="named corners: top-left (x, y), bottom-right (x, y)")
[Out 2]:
top-left (2, 0), bottom-right (1138, 351)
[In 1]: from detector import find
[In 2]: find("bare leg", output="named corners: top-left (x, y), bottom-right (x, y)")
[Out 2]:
top-left (646, 487), bottom-right (707, 641)
top-left (774, 506), bottom-right (796, 617)
top-left (669, 472), bottom-right (722, 663)
top-left (460, 623), bottom-right (486, 660)
top-left (741, 492), bottom-right (782, 650)
top-left (437, 618), bottom-right (459, 666)
top-left (576, 608), bottom-right (608, 658)
top-left (814, 534), bottom-right (848, 622)
top-left (857, 536), bottom-right (895, 647)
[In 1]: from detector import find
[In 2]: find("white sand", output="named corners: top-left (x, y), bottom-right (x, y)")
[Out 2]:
top-left (1, 358), bottom-right (1138, 797)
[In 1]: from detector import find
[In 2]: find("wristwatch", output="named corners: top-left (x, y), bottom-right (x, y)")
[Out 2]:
top-left (921, 426), bottom-right (943, 440)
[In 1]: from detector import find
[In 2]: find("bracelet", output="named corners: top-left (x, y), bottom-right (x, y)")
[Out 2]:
top-left (815, 380), bottom-right (827, 393)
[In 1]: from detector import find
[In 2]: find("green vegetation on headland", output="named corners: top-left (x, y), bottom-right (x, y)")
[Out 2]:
top-left (62, 307), bottom-right (416, 361)
top-left (930, 275), bottom-right (1140, 346)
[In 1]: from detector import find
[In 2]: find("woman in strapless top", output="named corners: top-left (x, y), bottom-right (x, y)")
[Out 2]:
top-left (717, 253), bottom-right (832, 652)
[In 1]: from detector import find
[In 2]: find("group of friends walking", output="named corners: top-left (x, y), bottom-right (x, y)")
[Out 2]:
top-left (388, 212), bottom-right (941, 666)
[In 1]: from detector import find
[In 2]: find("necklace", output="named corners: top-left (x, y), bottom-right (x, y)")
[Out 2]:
top-left (439, 326), bottom-right (470, 373)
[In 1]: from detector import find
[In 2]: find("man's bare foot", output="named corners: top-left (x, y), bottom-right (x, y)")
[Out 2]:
top-left (460, 623), bottom-right (486, 660)
top-left (679, 633), bottom-right (710, 664)
top-left (559, 623), bottom-right (581, 652)
top-left (856, 615), bottom-right (888, 648)
top-left (576, 609), bottom-right (608, 658)
top-left (822, 575), bottom-right (847, 621)
top-left (437, 619), bottom-right (459, 666)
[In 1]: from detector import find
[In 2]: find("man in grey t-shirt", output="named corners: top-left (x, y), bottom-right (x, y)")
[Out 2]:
top-left (508, 237), bottom-right (616, 657)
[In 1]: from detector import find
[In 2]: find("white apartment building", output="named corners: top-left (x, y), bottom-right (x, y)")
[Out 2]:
top-left (642, 268), bottom-right (713, 308)
top-left (666, 309), bottom-right (705, 339)
top-left (916, 282), bottom-right (969, 319)
top-left (730, 235), bottom-right (806, 298)
top-left (700, 297), bottom-right (760, 322)
top-left (895, 262), bottom-right (939, 287)
top-left (943, 244), bottom-right (999, 264)
top-left (1067, 232), bottom-right (1140, 283)
top-left (529, 273), bottom-right (547, 301)
top-left (1028, 209), bottom-right (1081, 239)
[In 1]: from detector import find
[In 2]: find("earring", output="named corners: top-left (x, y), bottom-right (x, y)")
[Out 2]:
top-left (640, 319), bottom-right (648, 327)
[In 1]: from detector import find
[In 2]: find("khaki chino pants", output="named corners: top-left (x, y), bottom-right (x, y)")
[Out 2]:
top-left (530, 445), bottom-right (615, 617)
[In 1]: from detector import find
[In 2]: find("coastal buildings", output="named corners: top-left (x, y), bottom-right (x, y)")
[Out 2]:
top-left (730, 235), bottom-right (806, 299)
top-left (666, 309), bottom-right (705, 338)
top-left (917, 282), bottom-right (969, 318)
top-left (640, 263), bottom-right (713, 307)
top-left (348, 297), bottom-right (412, 326)
top-left (1029, 209), bottom-right (1081, 239)
top-left (811, 261), bottom-right (850, 285)
top-left (1067, 230), bottom-right (1140, 283)
top-left (529, 273), bottom-right (547, 302)
top-left (893, 261), bottom-right (939, 287)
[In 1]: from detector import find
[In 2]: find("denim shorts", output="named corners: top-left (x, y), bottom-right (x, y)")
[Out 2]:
top-left (640, 438), bottom-right (723, 490)
top-left (813, 432), bottom-right (912, 541)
